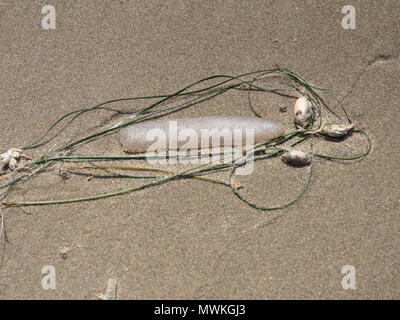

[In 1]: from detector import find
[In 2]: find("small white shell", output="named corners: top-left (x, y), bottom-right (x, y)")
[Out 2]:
top-left (294, 96), bottom-right (312, 128)
top-left (281, 150), bottom-right (311, 165)
top-left (320, 123), bottom-right (354, 138)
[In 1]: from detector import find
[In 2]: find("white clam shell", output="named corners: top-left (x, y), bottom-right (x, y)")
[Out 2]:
top-left (294, 96), bottom-right (312, 128)
top-left (281, 150), bottom-right (311, 165)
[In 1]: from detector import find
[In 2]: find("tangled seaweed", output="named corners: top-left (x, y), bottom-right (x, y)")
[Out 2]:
top-left (0, 68), bottom-right (371, 211)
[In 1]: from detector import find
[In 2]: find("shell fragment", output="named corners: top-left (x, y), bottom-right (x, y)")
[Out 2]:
top-left (1, 148), bottom-right (31, 171)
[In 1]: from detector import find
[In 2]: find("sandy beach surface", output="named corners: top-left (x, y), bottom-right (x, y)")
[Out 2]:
top-left (0, 0), bottom-right (399, 299)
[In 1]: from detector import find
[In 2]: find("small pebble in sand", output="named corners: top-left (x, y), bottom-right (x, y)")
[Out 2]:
top-left (59, 247), bottom-right (71, 259)
top-left (59, 171), bottom-right (70, 180)
top-left (231, 183), bottom-right (243, 190)
top-left (279, 106), bottom-right (288, 113)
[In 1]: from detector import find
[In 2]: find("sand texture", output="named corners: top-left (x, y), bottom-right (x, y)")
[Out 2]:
top-left (0, 0), bottom-right (399, 299)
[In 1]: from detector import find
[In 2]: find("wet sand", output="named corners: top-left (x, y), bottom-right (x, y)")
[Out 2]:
top-left (0, 0), bottom-right (399, 299)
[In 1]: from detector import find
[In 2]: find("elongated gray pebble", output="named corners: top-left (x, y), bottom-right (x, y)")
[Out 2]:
top-left (119, 116), bottom-right (284, 153)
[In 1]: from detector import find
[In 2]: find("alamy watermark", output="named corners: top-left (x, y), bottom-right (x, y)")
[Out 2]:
top-left (42, 5), bottom-right (56, 30)
top-left (341, 265), bottom-right (356, 290)
top-left (41, 265), bottom-right (56, 289)
top-left (142, 121), bottom-right (256, 175)
top-left (342, 5), bottom-right (356, 29)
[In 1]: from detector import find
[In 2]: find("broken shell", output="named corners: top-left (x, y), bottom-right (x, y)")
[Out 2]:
top-left (10, 148), bottom-right (31, 160)
top-left (1, 154), bottom-right (11, 170)
top-left (320, 123), bottom-right (354, 138)
top-left (0, 148), bottom-right (32, 171)
top-left (8, 157), bottom-right (18, 171)
top-left (10, 150), bottom-right (20, 159)
top-left (281, 150), bottom-right (311, 166)
top-left (294, 96), bottom-right (312, 128)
